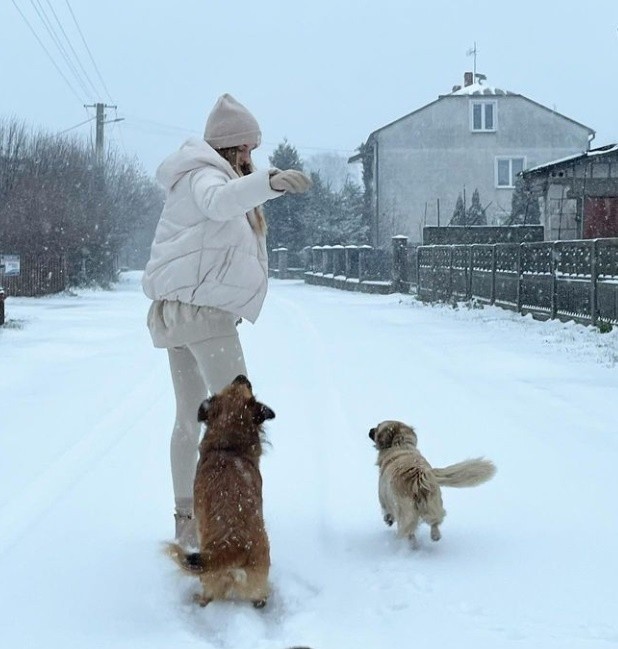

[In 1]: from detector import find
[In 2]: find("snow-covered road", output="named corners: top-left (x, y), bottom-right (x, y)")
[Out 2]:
top-left (1, 272), bottom-right (617, 648)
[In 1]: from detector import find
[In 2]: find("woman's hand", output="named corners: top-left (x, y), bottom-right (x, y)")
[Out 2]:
top-left (269, 169), bottom-right (312, 194)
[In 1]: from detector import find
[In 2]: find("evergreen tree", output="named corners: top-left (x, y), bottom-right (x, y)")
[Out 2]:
top-left (356, 141), bottom-right (374, 238)
top-left (450, 193), bottom-right (466, 225)
top-left (466, 188), bottom-right (487, 225)
top-left (507, 177), bottom-right (541, 225)
top-left (264, 138), bottom-right (368, 250)
top-left (264, 139), bottom-right (307, 250)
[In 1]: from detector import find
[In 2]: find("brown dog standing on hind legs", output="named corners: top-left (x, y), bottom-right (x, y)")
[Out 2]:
top-left (369, 420), bottom-right (496, 548)
top-left (166, 374), bottom-right (275, 608)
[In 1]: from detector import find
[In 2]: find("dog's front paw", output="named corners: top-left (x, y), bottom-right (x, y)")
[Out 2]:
top-left (384, 513), bottom-right (394, 527)
top-left (193, 593), bottom-right (211, 607)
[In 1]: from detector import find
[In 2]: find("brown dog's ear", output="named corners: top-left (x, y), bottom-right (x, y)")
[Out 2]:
top-left (253, 401), bottom-right (275, 424)
top-left (197, 397), bottom-right (213, 423)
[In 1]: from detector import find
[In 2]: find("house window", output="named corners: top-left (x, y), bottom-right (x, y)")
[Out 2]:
top-left (470, 101), bottom-right (497, 132)
top-left (495, 157), bottom-right (525, 188)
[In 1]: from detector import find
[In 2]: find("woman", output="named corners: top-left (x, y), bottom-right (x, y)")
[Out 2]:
top-left (142, 94), bottom-right (311, 546)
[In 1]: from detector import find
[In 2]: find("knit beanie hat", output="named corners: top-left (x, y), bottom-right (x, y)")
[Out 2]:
top-left (203, 94), bottom-right (262, 149)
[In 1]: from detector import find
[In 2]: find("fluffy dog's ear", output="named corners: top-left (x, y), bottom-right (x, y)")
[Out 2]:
top-left (253, 400), bottom-right (275, 424)
top-left (197, 397), bottom-right (213, 423)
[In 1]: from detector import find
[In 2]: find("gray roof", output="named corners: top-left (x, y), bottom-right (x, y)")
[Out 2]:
top-left (522, 143), bottom-right (618, 176)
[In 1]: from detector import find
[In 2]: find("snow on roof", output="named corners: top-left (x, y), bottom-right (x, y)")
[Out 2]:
top-left (449, 81), bottom-right (514, 96)
top-left (523, 143), bottom-right (618, 174)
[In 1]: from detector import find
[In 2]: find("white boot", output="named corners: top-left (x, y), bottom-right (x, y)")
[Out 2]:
top-left (174, 511), bottom-right (198, 549)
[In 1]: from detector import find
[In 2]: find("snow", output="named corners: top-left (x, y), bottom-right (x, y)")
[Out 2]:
top-left (450, 82), bottom-right (512, 96)
top-left (1, 272), bottom-right (617, 649)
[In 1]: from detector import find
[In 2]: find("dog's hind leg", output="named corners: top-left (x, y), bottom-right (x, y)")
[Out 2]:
top-left (397, 509), bottom-right (420, 549)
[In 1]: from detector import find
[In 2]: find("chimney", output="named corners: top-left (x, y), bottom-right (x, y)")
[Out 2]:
top-left (464, 71), bottom-right (474, 87)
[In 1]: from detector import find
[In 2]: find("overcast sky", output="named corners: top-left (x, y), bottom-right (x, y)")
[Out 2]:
top-left (2, 0), bottom-right (617, 175)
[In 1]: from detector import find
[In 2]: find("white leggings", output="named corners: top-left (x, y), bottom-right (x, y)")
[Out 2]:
top-left (167, 333), bottom-right (247, 510)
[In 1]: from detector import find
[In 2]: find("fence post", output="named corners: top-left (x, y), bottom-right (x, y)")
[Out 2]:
top-left (431, 246), bottom-right (437, 301)
top-left (358, 245), bottom-right (372, 283)
top-left (468, 245), bottom-right (475, 300)
top-left (322, 246), bottom-right (333, 275)
top-left (344, 245), bottom-right (356, 278)
top-left (490, 244), bottom-right (497, 305)
top-left (416, 246), bottom-right (422, 295)
top-left (391, 235), bottom-right (408, 293)
top-left (550, 242), bottom-right (558, 319)
top-left (516, 243), bottom-right (523, 313)
top-left (278, 247), bottom-right (288, 280)
top-left (0, 261), bottom-right (4, 325)
top-left (590, 239), bottom-right (599, 326)
top-left (448, 246), bottom-right (454, 299)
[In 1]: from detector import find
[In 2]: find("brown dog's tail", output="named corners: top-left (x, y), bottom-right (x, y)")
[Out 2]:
top-left (432, 458), bottom-right (496, 487)
top-left (165, 542), bottom-right (208, 575)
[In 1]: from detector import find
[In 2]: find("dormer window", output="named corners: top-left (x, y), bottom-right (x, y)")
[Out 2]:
top-left (470, 100), bottom-right (497, 132)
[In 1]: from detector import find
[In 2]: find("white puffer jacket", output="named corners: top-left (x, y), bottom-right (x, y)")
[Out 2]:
top-left (142, 138), bottom-right (282, 324)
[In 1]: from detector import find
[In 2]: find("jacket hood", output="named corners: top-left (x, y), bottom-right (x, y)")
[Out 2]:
top-left (155, 137), bottom-right (233, 191)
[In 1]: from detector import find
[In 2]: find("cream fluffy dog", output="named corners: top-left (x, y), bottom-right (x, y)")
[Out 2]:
top-left (369, 420), bottom-right (496, 547)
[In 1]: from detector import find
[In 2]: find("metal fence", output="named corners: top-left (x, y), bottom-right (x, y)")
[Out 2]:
top-left (417, 238), bottom-right (618, 325)
top-left (270, 237), bottom-right (618, 327)
top-left (0, 253), bottom-right (68, 297)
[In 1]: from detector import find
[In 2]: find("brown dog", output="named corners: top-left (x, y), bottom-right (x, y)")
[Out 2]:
top-left (369, 420), bottom-right (495, 547)
top-left (167, 374), bottom-right (275, 607)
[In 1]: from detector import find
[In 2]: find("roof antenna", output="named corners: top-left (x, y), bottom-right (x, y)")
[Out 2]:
top-left (466, 42), bottom-right (478, 80)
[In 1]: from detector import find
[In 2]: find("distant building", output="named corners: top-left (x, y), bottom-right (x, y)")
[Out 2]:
top-left (349, 72), bottom-right (594, 246)
top-left (521, 143), bottom-right (618, 240)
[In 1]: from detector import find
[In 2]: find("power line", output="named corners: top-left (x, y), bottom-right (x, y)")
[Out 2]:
top-left (28, 0), bottom-right (94, 99)
top-left (42, 0), bottom-right (102, 98)
top-left (58, 116), bottom-right (95, 134)
top-left (11, 0), bottom-right (84, 102)
top-left (64, 0), bottom-right (114, 102)
top-left (122, 115), bottom-right (356, 154)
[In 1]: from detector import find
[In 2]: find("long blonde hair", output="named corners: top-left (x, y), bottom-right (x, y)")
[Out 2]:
top-left (216, 146), bottom-right (267, 235)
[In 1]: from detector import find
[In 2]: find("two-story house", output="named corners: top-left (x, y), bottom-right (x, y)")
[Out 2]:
top-left (349, 73), bottom-right (595, 246)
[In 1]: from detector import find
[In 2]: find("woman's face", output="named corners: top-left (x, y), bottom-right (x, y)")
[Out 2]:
top-left (237, 143), bottom-right (257, 165)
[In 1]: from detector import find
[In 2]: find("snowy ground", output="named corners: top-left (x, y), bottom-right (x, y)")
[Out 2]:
top-left (1, 271), bottom-right (617, 649)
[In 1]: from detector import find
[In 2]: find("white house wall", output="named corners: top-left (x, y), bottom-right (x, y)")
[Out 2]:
top-left (373, 95), bottom-right (592, 246)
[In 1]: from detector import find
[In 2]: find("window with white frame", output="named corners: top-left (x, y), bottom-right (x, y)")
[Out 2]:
top-left (470, 100), bottom-right (497, 132)
top-left (495, 157), bottom-right (525, 188)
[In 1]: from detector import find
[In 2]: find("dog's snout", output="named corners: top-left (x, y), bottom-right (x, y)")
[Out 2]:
top-left (232, 374), bottom-right (252, 389)
top-left (369, 428), bottom-right (376, 441)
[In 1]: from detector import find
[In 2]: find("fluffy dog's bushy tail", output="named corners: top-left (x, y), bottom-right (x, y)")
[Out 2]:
top-left (165, 542), bottom-right (208, 575)
top-left (432, 458), bottom-right (496, 487)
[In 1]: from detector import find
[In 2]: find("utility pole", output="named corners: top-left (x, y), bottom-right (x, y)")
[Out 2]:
top-left (83, 102), bottom-right (123, 165)
top-left (81, 103), bottom-right (123, 284)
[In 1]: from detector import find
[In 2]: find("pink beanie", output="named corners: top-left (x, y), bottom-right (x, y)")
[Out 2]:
top-left (203, 94), bottom-right (262, 149)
